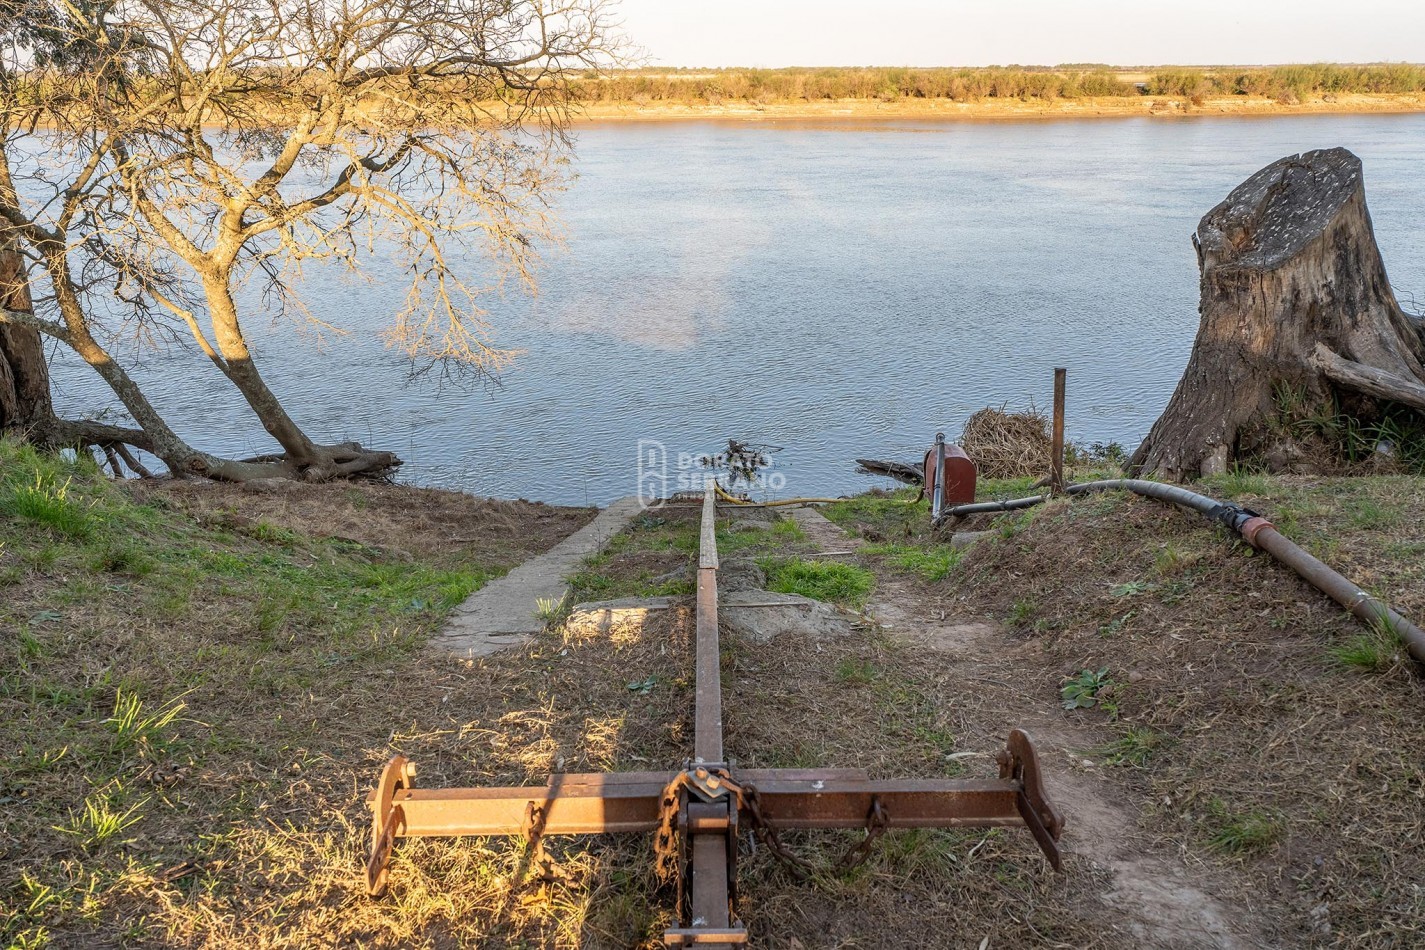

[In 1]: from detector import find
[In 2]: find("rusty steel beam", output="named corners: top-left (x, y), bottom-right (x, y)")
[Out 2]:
top-left (688, 483), bottom-right (735, 947)
top-left (371, 771), bottom-right (1039, 838)
top-left (694, 482), bottom-right (723, 766)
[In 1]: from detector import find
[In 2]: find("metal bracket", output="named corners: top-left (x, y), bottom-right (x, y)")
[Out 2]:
top-left (997, 729), bottom-right (1064, 869)
top-left (366, 755), bottom-right (415, 896)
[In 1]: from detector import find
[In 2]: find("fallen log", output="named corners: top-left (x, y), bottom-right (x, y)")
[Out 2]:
top-left (855, 458), bottom-right (924, 484)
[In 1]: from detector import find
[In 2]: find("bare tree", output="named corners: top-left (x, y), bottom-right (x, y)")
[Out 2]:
top-left (0, 0), bottom-right (620, 480)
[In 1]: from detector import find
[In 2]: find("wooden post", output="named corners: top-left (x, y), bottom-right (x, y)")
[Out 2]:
top-left (1051, 368), bottom-right (1066, 493)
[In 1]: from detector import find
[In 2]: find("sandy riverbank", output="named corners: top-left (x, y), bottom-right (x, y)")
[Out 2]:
top-left (574, 92), bottom-right (1425, 123)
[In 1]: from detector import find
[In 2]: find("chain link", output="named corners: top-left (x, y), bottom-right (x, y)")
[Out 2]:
top-left (739, 780), bottom-right (890, 879)
top-left (655, 768), bottom-right (892, 912)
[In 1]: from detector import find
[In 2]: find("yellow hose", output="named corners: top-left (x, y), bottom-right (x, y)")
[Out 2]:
top-left (712, 483), bottom-right (845, 507)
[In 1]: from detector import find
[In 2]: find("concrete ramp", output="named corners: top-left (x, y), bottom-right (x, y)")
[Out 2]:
top-left (434, 496), bottom-right (642, 659)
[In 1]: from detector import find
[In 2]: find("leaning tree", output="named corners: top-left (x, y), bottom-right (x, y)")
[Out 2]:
top-left (0, 0), bottom-right (619, 480)
top-left (1130, 147), bottom-right (1425, 479)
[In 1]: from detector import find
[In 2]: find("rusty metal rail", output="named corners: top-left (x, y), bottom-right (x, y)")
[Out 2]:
top-left (366, 481), bottom-right (1065, 945)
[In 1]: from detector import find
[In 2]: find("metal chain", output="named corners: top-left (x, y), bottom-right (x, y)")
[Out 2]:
top-left (520, 802), bottom-right (556, 883)
top-left (654, 768), bottom-right (890, 924)
top-left (740, 783), bottom-right (890, 878)
top-left (654, 771), bottom-right (692, 919)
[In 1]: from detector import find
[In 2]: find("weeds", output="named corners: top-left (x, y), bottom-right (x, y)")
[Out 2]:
top-left (1093, 727), bottom-right (1165, 767)
top-left (1205, 466), bottom-right (1270, 498)
top-left (834, 657), bottom-right (879, 685)
top-left (1152, 543), bottom-right (1197, 576)
top-left (1097, 612), bottom-right (1135, 638)
top-left (1347, 497), bottom-right (1398, 530)
top-left (717, 517), bottom-right (806, 553)
top-left (1060, 667), bottom-right (1115, 710)
top-left (861, 542), bottom-right (962, 581)
top-left (2, 472), bottom-right (91, 539)
top-left (1271, 383), bottom-right (1425, 474)
top-left (105, 689), bottom-right (187, 758)
top-left (996, 508), bottom-right (1040, 540)
top-left (53, 791), bottom-right (148, 849)
top-left (1329, 623), bottom-right (1405, 673)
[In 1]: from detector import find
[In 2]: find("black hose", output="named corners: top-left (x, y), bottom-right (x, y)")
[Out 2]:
top-left (934, 495), bottom-right (1049, 516)
top-left (940, 478), bottom-right (1425, 665)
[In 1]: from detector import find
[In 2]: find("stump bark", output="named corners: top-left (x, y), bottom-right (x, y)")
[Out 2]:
top-left (1130, 147), bottom-right (1425, 479)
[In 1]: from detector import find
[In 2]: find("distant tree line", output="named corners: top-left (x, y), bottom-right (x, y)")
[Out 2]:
top-left (573, 64), bottom-right (1425, 105)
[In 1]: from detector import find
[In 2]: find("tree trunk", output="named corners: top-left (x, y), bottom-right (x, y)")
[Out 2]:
top-left (0, 241), bottom-right (54, 433)
top-left (1130, 147), bottom-right (1425, 480)
top-left (198, 274), bottom-right (400, 481)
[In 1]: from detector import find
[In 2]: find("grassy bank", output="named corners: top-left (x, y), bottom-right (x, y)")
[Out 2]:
top-left (0, 440), bottom-right (594, 948)
top-left (825, 472), bottom-right (1425, 946)
top-left (4, 440), bottom-right (1422, 946)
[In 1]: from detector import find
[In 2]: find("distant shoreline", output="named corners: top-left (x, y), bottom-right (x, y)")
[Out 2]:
top-left (573, 93), bottom-right (1425, 123)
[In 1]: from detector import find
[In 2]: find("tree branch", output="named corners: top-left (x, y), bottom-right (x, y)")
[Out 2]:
top-left (1311, 343), bottom-right (1425, 412)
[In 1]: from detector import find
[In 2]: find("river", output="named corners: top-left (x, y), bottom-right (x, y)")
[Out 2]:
top-left (47, 114), bottom-right (1425, 504)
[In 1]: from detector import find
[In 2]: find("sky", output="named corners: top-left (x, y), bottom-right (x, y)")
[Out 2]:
top-left (614, 0), bottom-right (1425, 68)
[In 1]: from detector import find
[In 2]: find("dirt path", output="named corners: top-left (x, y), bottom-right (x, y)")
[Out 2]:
top-left (804, 510), bottom-right (1268, 950)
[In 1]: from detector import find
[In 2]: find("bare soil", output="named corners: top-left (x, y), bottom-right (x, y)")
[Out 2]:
top-left (124, 477), bottom-right (595, 565)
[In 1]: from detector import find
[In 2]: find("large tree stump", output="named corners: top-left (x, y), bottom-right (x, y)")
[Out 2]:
top-left (1130, 147), bottom-right (1425, 479)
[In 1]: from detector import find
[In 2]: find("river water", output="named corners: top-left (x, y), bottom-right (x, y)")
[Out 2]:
top-left (48, 114), bottom-right (1425, 504)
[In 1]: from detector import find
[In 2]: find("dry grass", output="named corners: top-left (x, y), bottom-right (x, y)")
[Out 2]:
top-left (959, 407), bottom-right (1054, 480)
top-left (941, 475), bottom-right (1425, 947)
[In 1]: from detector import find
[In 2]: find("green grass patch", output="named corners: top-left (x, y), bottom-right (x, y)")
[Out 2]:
top-left (861, 542), bottom-right (962, 581)
top-left (834, 657), bottom-right (879, 685)
top-left (1092, 726), bottom-right (1165, 767)
top-left (2, 472), bottom-right (92, 539)
top-left (1329, 624), bottom-right (1405, 673)
top-left (821, 488), bottom-right (925, 538)
top-left (716, 516), bottom-right (806, 553)
top-left (53, 789), bottom-right (148, 850)
top-left (855, 541), bottom-right (968, 581)
top-left (976, 475), bottom-right (1042, 499)
top-left (1205, 799), bottom-right (1284, 855)
top-left (1201, 466), bottom-right (1271, 499)
top-left (761, 558), bottom-right (874, 607)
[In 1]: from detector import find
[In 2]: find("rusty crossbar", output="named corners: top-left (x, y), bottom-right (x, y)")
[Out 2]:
top-left (366, 481), bottom-right (1064, 946)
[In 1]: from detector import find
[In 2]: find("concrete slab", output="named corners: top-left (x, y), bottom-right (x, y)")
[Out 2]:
top-left (787, 505), bottom-right (859, 551)
top-left (433, 496), bottom-right (643, 659)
